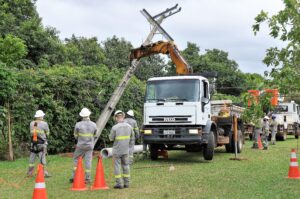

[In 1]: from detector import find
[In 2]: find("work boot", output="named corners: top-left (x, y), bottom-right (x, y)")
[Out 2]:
top-left (27, 166), bottom-right (35, 177)
top-left (271, 141), bottom-right (276, 145)
top-left (252, 143), bottom-right (258, 149)
top-left (85, 179), bottom-right (91, 184)
top-left (113, 185), bottom-right (123, 189)
top-left (44, 170), bottom-right (52, 178)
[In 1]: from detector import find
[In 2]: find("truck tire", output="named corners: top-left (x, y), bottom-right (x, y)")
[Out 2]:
top-left (149, 144), bottom-right (158, 160)
top-left (203, 132), bottom-right (214, 160)
top-left (227, 130), bottom-right (243, 153)
top-left (277, 132), bottom-right (287, 141)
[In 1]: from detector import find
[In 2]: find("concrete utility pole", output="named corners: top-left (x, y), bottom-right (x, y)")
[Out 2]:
top-left (94, 4), bottom-right (181, 147)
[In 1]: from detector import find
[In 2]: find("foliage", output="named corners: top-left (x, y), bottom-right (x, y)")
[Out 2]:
top-left (177, 42), bottom-right (247, 96)
top-left (102, 35), bottom-right (133, 69)
top-left (64, 35), bottom-right (105, 66)
top-left (6, 65), bottom-right (145, 154)
top-left (241, 92), bottom-right (273, 125)
top-left (0, 34), bottom-right (27, 67)
top-left (253, 0), bottom-right (300, 94)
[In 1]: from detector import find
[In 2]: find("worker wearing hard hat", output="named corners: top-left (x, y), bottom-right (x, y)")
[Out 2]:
top-left (109, 110), bottom-right (134, 189)
top-left (252, 118), bottom-right (263, 149)
top-left (27, 110), bottom-right (51, 177)
top-left (270, 115), bottom-right (278, 145)
top-left (124, 110), bottom-right (139, 165)
top-left (70, 107), bottom-right (97, 184)
top-left (262, 116), bottom-right (270, 150)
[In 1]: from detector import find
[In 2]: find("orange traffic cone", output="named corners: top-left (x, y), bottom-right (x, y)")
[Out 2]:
top-left (91, 156), bottom-right (109, 190)
top-left (257, 134), bottom-right (263, 150)
top-left (32, 164), bottom-right (47, 199)
top-left (70, 156), bottom-right (87, 191)
top-left (287, 149), bottom-right (300, 179)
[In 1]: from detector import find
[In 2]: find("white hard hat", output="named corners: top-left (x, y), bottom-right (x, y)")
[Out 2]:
top-left (79, 108), bottom-right (91, 117)
top-left (127, 110), bottom-right (134, 117)
top-left (264, 116), bottom-right (270, 120)
top-left (114, 110), bottom-right (124, 116)
top-left (34, 110), bottom-right (45, 118)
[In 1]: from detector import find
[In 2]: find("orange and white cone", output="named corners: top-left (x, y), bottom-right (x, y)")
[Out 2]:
top-left (287, 149), bottom-right (300, 179)
top-left (32, 164), bottom-right (47, 199)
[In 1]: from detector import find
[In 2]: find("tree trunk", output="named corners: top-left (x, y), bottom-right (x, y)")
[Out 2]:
top-left (7, 102), bottom-right (14, 161)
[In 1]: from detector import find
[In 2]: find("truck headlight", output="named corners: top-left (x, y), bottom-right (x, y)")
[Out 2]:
top-left (189, 129), bottom-right (198, 134)
top-left (144, 129), bottom-right (152, 135)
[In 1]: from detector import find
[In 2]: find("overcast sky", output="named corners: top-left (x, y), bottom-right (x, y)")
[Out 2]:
top-left (36, 0), bottom-right (285, 75)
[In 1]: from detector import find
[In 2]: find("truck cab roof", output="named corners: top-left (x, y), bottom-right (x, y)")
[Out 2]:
top-left (147, 75), bottom-right (208, 82)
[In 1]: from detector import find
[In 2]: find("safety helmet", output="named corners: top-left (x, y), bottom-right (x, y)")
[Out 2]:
top-left (79, 108), bottom-right (91, 117)
top-left (114, 110), bottom-right (124, 116)
top-left (264, 116), bottom-right (269, 120)
top-left (127, 110), bottom-right (134, 117)
top-left (34, 110), bottom-right (45, 118)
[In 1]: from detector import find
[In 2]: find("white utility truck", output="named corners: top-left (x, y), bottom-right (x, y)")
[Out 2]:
top-left (142, 75), bottom-right (244, 160)
top-left (272, 101), bottom-right (300, 140)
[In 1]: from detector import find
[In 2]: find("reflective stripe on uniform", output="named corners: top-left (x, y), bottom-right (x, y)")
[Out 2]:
top-left (133, 127), bottom-right (139, 130)
top-left (78, 133), bottom-right (94, 137)
top-left (85, 170), bottom-right (91, 173)
top-left (31, 130), bottom-right (45, 134)
top-left (122, 174), bottom-right (130, 178)
top-left (29, 164), bottom-right (35, 167)
top-left (115, 174), bottom-right (122, 178)
top-left (35, 182), bottom-right (46, 188)
top-left (115, 135), bottom-right (130, 140)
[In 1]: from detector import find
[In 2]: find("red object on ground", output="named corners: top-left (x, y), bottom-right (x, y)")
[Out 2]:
top-left (287, 149), bottom-right (300, 179)
top-left (91, 156), bottom-right (109, 190)
top-left (257, 134), bottom-right (263, 150)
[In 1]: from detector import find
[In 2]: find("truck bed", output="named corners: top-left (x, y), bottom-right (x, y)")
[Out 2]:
top-left (211, 100), bottom-right (244, 118)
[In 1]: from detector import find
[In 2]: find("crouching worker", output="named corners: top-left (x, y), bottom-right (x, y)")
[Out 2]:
top-left (70, 108), bottom-right (97, 184)
top-left (27, 110), bottom-right (51, 177)
top-left (110, 110), bottom-right (134, 189)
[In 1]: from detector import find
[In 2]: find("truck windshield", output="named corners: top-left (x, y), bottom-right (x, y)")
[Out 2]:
top-left (274, 105), bottom-right (288, 113)
top-left (146, 79), bottom-right (200, 102)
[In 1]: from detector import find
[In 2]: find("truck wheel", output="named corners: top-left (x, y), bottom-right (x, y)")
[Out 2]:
top-left (228, 130), bottom-right (243, 153)
top-left (203, 132), bottom-right (214, 160)
top-left (277, 132), bottom-right (287, 141)
top-left (249, 133), bottom-right (253, 141)
top-left (149, 144), bottom-right (158, 160)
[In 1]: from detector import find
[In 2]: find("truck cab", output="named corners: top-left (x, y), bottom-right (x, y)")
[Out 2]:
top-left (272, 101), bottom-right (300, 140)
top-left (142, 75), bottom-right (215, 160)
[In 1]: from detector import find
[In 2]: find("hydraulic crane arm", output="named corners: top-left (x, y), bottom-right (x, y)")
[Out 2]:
top-left (129, 41), bottom-right (193, 74)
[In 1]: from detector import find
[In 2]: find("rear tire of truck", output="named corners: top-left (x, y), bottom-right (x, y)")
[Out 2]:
top-left (149, 144), bottom-right (158, 160)
top-left (203, 132), bottom-right (214, 160)
top-left (277, 132), bottom-right (287, 141)
top-left (226, 130), bottom-right (243, 153)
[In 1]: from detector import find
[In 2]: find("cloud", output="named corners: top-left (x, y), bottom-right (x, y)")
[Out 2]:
top-left (36, 0), bottom-right (285, 75)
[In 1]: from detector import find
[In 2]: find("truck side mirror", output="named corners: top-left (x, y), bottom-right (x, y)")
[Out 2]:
top-left (201, 97), bottom-right (210, 104)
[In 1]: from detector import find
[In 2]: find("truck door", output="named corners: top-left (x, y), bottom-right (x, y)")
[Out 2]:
top-left (201, 80), bottom-right (210, 121)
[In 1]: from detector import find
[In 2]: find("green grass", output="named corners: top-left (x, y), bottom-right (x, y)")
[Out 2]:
top-left (1, 137), bottom-right (300, 199)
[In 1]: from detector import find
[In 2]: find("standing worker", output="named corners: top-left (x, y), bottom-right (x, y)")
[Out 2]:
top-left (124, 110), bottom-right (139, 164)
top-left (270, 115), bottom-right (278, 145)
top-left (262, 116), bottom-right (270, 150)
top-left (27, 110), bottom-right (51, 177)
top-left (109, 110), bottom-right (134, 189)
top-left (69, 107), bottom-right (97, 184)
top-left (252, 118), bottom-right (263, 149)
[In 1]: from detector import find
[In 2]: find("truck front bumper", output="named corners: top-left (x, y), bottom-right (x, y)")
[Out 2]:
top-left (142, 126), bottom-right (208, 145)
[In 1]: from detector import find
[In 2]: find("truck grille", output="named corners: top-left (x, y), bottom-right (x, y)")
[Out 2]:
top-left (149, 115), bottom-right (192, 124)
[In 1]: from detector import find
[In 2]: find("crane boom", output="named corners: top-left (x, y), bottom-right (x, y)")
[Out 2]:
top-left (129, 41), bottom-right (192, 75)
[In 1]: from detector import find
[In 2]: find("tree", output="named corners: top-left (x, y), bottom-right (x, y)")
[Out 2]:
top-left (102, 36), bottom-right (133, 69)
top-left (0, 0), bottom-right (65, 67)
top-left (253, 0), bottom-right (300, 95)
top-left (178, 43), bottom-right (247, 96)
top-left (0, 34), bottom-right (27, 67)
top-left (65, 35), bottom-right (105, 66)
